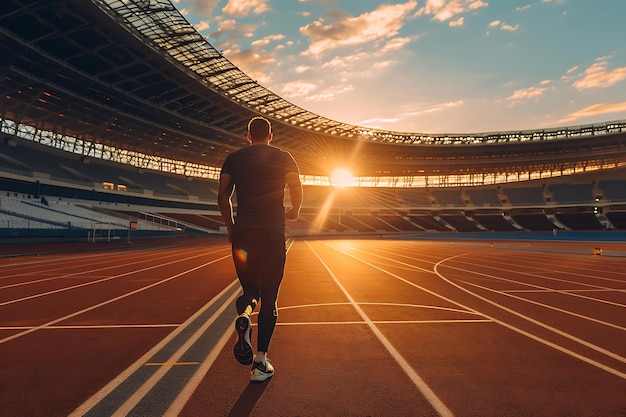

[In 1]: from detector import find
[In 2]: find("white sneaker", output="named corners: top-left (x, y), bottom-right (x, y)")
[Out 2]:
top-left (250, 359), bottom-right (274, 382)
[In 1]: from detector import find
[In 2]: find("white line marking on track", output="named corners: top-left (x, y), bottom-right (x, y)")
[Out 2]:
top-left (278, 301), bottom-right (484, 316)
top-left (0, 254), bottom-right (231, 345)
top-left (306, 241), bottom-right (455, 417)
top-left (0, 324), bottom-right (180, 330)
top-left (459, 279), bottom-right (626, 332)
top-left (433, 255), bottom-right (626, 379)
top-left (110, 286), bottom-right (239, 417)
top-left (325, 243), bottom-right (626, 380)
top-left (163, 312), bottom-right (235, 417)
top-left (277, 320), bottom-right (492, 326)
top-left (0, 247), bottom-right (227, 305)
top-left (69, 279), bottom-right (239, 417)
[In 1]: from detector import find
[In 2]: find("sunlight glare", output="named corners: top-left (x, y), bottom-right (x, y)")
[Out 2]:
top-left (331, 168), bottom-right (354, 188)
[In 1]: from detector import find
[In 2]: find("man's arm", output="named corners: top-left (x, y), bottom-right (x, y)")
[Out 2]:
top-left (217, 173), bottom-right (235, 240)
top-left (284, 171), bottom-right (303, 220)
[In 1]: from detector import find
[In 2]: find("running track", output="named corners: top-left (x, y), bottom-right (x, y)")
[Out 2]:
top-left (1, 237), bottom-right (625, 416)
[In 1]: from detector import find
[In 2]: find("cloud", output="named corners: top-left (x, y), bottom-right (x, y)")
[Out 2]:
top-left (416, 0), bottom-right (488, 22)
top-left (507, 84), bottom-right (550, 106)
top-left (449, 17), bottom-right (465, 27)
top-left (500, 23), bottom-right (519, 31)
top-left (209, 19), bottom-right (257, 44)
top-left (222, 0), bottom-right (271, 17)
top-left (358, 100), bottom-right (464, 129)
top-left (220, 45), bottom-right (275, 84)
top-left (488, 20), bottom-right (519, 33)
top-left (558, 102), bottom-right (626, 124)
top-left (300, 1), bottom-right (418, 58)
top-left (194, 21), bottom-right (210, 32)
top-left (281, 80), bottom-right (318, 98)
top-left (421, 100), bottom-right (465, 114)
top-left (572, 56), bottom-right (626, 90)
top-left (357, 117), bottom-right (400, 128)
top-left (280, 80), bottom-right (354, 103)
top-left (294, 65), bottom-right (312, 74)
top-left (251, 34), bottom-right (286, 48)
top-left (380, 36), bottom-right (416, 53)
top-left (183, 0), bottom-right (221, 16)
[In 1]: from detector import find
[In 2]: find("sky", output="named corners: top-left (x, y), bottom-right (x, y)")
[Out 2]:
top-left (172, 0), bottom-right (626, 134)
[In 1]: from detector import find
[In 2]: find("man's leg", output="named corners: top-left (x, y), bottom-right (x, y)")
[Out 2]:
top-left (250, 231), bottom-right (285, 381)
top-left (255, 231), bottom-right (286, 355)
top-left (231, 231), bottom-right (259, 365)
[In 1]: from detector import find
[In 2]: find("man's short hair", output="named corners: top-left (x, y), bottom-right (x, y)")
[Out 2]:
top-left (248, 116), bottom-right (271, 141)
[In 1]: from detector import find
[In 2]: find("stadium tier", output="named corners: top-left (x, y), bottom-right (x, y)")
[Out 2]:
top-left (1, 0), bottom-right (626, 240)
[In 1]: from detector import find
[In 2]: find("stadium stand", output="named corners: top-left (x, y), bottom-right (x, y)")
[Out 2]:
top-left (502, 186), bottom-right (545, 205)
top-left (472, 210), bottom-right (520, 232)
top-left (465, 188), bottom-right (503, 206)
top-left (555, 208), bottom-right (605, 231)
top-left (438, 212), bottom-right (482, 232)
top-left (599, 179), bottom-right (626, 201)
top-left (510, 209), bottom-right (558, 231)
top-left (605, 206), bottom-right (626, 229)
top-left (1, 0), bottom-right (626, 241)
top-left (431, 189), bottom-right (465, 206)
top-left (549, 183), bottom-right (596, 204)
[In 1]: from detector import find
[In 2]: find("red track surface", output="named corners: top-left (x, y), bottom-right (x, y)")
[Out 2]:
top-left (1, 237), bottom-right (625, 416)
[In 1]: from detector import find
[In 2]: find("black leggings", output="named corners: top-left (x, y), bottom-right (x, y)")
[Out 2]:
top-left (231, 229), bottom-right (286, 353)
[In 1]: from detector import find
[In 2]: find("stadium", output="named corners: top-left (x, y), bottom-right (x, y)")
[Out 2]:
top-left (1, 1), bottom-right (625, 416)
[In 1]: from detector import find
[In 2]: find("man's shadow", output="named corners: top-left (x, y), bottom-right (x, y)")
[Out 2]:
top-left (227, 380), bottom-right (271, 417)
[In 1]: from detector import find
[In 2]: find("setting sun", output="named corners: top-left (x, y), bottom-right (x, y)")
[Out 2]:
top-left (330, 168), bottom-right (354, 188)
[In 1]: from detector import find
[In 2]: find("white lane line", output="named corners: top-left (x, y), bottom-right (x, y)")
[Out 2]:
top-left (0, 254), bottom-right (231, 345)
top-left (441, 257), bottom-right (626, 306)
top-left (279, 301), bottom-right (484, 316)
top-left (0, 245), bottom-right (206, 286)
top-left (459, 279), bottom-right (626, 332)
top-left (326, 244), bottom-right (626, 380)
top-left (504, 289), bottom-right (624, 293)
top-left (277, 320), bottom-right (491, 326)
top-left (433, 256), bottom-right (626, 379)
top-left (110, 285), bottom-right (240, 417)
top-left (0, 247), bottom-right (227, 306)
top-left (0, 324), bottom-right (180, 330)
top-left (68, 279), bottom-right (239, 417)
top-left (163, 312), bottom-right (235, 417)
top-left (306, 241), bottom-right (455, 417)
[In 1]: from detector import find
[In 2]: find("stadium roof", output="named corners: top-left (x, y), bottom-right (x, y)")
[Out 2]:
top-left (1, 0), bottom-right (625, 178)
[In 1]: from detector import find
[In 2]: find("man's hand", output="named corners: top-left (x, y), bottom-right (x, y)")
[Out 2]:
top-left (285, 207), bottom-right (299, 220)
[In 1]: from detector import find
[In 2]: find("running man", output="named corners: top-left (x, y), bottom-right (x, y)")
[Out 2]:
top-left (218, 116), bottom-right (303, 382)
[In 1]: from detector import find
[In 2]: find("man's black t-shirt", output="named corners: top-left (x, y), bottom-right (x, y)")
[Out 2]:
top-left (221, 145), bottom-right (299, 234)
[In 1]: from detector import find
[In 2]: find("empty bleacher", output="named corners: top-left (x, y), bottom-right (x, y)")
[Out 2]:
top-left (431, 189), bottom-right (464, 206)
top-left (555, 208), bottom-right (604, 230)
top-left (465, 188), bottom-right (502, 206)
top-left (549, 183), bottom-right (595, 204)
top-left (503, 186), bottom-right (545, 205)
top-left (605, 206), bottom-right (626, 229)
top-left (407, 211), bottom-right (450, 231)
top-left (599, 180), bottom-right (626, 202)
top-left (472, 210), bottom-right (519, 231)
top-left (375, 210), bottom-right (423, 232)
top-left (395, 188), bottom-right (431, 206)
top-left (510, 209), bottom-right (557, 231)
top-left (438, 213), bottom-right (481, 232)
